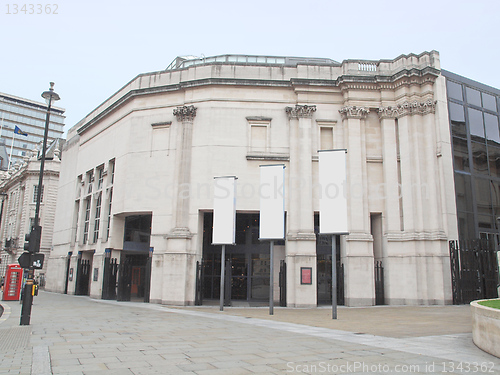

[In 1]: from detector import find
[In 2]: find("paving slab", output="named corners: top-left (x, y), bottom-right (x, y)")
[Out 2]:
top-left (0, 292), bottom-right (499, 374)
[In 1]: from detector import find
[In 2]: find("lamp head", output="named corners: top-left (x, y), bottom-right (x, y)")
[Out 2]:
top-left (41, 82), bottom-right (60, 105)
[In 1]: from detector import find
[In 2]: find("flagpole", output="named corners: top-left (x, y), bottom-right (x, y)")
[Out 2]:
top-left (0, 112), bottom-right (4, 137)
top-left (7, 132), bottom-right (14, 170)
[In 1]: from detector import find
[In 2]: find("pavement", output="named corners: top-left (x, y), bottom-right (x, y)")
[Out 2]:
top-left (0, 292), bottom-right (498, 375)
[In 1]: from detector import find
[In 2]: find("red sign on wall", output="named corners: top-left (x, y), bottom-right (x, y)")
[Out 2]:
top-left (300, 267), bottom-right (312, 285)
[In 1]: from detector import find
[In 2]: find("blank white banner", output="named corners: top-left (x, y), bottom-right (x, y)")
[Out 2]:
top-left (259, 165), bottom-right (285, 240)
top-left (319, 150), bottom-right (348, 234)
top-left (213, 176), bottom-right (237, 245)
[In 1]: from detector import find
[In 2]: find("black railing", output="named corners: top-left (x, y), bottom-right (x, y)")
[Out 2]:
top-left (449, 239), bottom-right (499, 304)
top-left (375, 261), bottom-right (385, 305)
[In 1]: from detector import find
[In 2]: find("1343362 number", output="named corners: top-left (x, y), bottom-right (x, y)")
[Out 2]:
top-left (5, 4), bottom-right (59, 14)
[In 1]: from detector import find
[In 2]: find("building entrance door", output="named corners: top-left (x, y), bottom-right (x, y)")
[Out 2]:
top-left (201, 212), bottom-right (271, 303)
top-left (117, 253), bottom-right (149, 302)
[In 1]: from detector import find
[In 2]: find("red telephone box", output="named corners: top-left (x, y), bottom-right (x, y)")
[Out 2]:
top-left (2, 264), bottom-right (23, 301)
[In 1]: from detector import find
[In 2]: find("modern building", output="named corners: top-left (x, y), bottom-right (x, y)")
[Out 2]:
top-left (443, 70), bottom-right (500, 242)
top-left (0, 140), bottom-right (64, 282)
top-left (0, 92), bottom-right (65, 168)
top-left (46, 51), bottom-right (459, 307)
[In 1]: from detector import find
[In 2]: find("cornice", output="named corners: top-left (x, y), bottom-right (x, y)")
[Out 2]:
top-left (75, 66), bottom-right (440, 135)
top-left (378, 100), bottom-right (437, 119)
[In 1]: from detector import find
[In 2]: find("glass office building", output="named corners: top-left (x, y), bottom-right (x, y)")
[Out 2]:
top-left (0, 92), bottom-right (65, 168)
top-left (443, 70), bottom-right (500, 241)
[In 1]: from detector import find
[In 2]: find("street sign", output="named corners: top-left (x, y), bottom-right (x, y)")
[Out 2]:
top-left (18, 252), bottom-right (44, 270)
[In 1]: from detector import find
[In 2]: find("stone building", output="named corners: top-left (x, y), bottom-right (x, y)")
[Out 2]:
top-left (0, 140), bottom-right (64, 281)
top-left (46, 51), bottom-right (458, 306)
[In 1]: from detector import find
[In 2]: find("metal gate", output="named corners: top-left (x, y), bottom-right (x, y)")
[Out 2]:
top-left (195, 260), bottom-right (203, 306)
top-left (279, 260), bottom-right (286, 307)
top-left (117, 257), bottom-right (132, 301)
top-left (449, 239), bottom-right (499, 304)
top-left (75, 259), bottom-right (91, 296)
top-left (102, 257), bottom-right (118, 300)
top-left (375, 261), bottom-right (385, 305)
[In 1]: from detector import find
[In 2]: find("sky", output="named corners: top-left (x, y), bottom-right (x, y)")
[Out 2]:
top-left (1, 0), bottom-right (499, 134)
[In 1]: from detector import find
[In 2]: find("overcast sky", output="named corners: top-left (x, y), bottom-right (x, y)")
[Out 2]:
top-left (1, 0), bottom-right (499, 133)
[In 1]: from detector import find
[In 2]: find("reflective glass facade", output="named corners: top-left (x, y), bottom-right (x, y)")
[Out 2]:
top-left (443, 70), bottom-right (500, 241)
top-left (0, 92), bottom-right (65, 168)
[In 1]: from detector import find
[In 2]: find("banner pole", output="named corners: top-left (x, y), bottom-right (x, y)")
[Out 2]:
top-left (332, 234), bottom-right (337, 319)
top-left (269, 240), bottom-right (274, 315)
top-left (220, 244), bottom-right (225, 312)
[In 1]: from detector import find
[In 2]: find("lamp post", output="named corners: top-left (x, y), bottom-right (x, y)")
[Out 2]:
top-left (20, 82), bottom-right (60, 325)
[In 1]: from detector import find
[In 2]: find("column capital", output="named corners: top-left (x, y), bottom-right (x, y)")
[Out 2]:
top-left (339, 106), bottom-right (369, 120)
top-left (173, 105), bottom-right (197, 122)
top-left (378, 100), bottom-right (436, 119)
top-left (285, 104), bottom-right (317, 119)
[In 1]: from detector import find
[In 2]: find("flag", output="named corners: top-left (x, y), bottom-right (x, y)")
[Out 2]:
top-left (14, 126), bottom-right (28, 137)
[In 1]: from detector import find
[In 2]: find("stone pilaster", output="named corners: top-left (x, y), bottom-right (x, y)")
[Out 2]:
top-left (285, 104), bottom-right (317, 307)
top-left (339, 106), bottom-right (369, 234)
top-left (156, 105), bottom-right (198, 305)
top-left (339, 106), bottom-right (374, 306)
top-left (377, 109), bottom-right (400, 234)
top-left (169, 105), bottom-right (197, 238)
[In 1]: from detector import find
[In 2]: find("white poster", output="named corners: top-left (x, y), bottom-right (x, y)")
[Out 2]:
top-left (319, 150), bottom-right (348, 234)
top-left (212, 176), bottom-right (237, 245)
top-left (259, 165), bottom-right (285, 240)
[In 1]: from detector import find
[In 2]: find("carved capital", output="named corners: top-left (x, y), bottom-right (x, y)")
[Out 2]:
top-left (339, 106), bottom-right (369, 120)
top-left (173, 105), bottom-right (197, 122)
top-left (285, 105), bottom-right (317, 119)
top-left (378, 100), bottom-right (436, 119)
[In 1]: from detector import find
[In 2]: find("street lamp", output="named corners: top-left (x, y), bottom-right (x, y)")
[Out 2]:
top-left (20, 82), bottom-right (60, 326)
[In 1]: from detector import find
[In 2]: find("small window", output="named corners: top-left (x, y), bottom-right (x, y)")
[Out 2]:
top-left (97, 166), bottom-right (104, 190)
top-left (320, 127), bottom-right (334, 150)
top-left (446, 81), bottom-right (463, 101)
top-left (482, 92), bottom-right (497, 112)
top-left (484, 113), bottom-right (500, 144)
top-left (250, 125), bottom-right (267, 153)
top-left (87, 170), bottom-right (94, 194)
top-left (468, 108), bottom-right (484, 139)
top-left (466, 87), bottom-right (482, 107)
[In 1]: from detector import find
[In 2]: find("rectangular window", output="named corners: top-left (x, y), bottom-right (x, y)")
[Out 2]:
top-left (449, 102), bottom-right (466, 138)
top-left (97, 166), bottom-right (104, 190)
top-left (110, 160), bottom-right (115, 185)
top-left (106, 188), bottom-right (113, 241)
top-left (482, 92), bottom-right (498, 112)
top-left (74, 201), bottom-right (80, 244)
top-left (447, 81), bottom-right (463, 101)
top-left (466, 87), bottom-right (482, 107)
top-left (485, 113), bottom-right (500, 144)
top-left (250, 125), bottom-right (267, 153)
top-left (452, 137), bottom-right (470, 172)
top-left (468, 108), bottom-right (485, 139)
top-left (93, 192), bottom-right (102, 243)
top-left (33, 185), bottom-right (44, 203)
top-left (87, 170), bottom-right (94, 194)
top-left (83, 198), bottom-right (91, 244)
top-left (320, 127), bottom-right (334, 150)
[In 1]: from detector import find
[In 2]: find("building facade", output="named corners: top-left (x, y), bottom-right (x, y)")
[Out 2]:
top-left (0, 140), bottom-right (63, 281)
top-left (46, 51), bottom-right (458, 307)
top-left (0, 92), bottom-right (65, 168)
